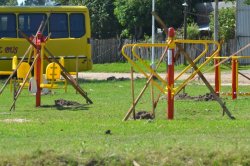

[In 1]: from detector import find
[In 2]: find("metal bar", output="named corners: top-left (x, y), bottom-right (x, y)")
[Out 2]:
top-left (9, 53), bottom-right (40, 111)
top-left (123, 74), bottom-right (154, 121)
top-left (167, 28), bottom-right (175, 120)
top-left (122, 42), bottom-right (171, 121)
top-left (177, 44), bottom-right (235, 120)
top-left (130, 66), bottom-right (136, 119)
top-left (44, 47), bottom-right (93, 104)
top-left (232, 58), bottom-right (237, 99)
top-left (0, 21), bottom-right (45, 95)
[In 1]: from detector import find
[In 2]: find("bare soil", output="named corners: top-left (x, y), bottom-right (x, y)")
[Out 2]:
top-left (79, 71), bottom-right (250, 84)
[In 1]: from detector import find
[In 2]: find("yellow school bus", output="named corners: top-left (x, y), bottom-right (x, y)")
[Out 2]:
top-left (0, 6), bottom-right (92, 73)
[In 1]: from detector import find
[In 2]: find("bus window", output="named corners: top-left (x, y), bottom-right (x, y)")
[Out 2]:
top-left (50, 13), bottom-right (68, 38)
top-left (0, 14), bottom-right (16, 38)
top-left (18, 13), bottom-right (47, 37)
top-left (70, 13), bottom-right (85, 38)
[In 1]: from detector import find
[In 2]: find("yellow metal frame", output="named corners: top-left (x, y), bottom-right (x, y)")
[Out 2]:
top-left (122, 39), bottom-right (220, 96)
top-left (208, 55), bottom-right (250, 97)
top-left (173, 39), bottom-right (220, 94)
top-left (122, 43), bottom-right (171, 94)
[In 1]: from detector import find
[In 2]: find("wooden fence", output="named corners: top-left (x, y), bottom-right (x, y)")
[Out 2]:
top-left (92, 38), bottom-right (249, 64)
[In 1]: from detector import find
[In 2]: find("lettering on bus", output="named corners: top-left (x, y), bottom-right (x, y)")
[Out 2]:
top-left (0, 46), bottom-right (18, 54)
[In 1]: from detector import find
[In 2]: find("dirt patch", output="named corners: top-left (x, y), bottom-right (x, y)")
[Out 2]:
top-left (135, 111), bottom-right (154, 120)
top-left (1, 118), bottom-right (31, 123)
top-left (55, 99), bottom-right (81, 108)
top-left (54, 99), bottom-right (89, 111)
top-left (175, 93), bottom-right (215, 101)
top-left (106, 76), bottom-right (130, 81)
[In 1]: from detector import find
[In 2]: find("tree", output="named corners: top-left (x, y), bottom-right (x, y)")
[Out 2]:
top-left (6, 0), bottom-right (18, 5)
top-left (0, 0), bottom-right (8, 5)
top-left (209, 7), bottom-right (235, 41)
top-left (24, 0), bottom-right (45, 5)
top-left (114, 0), bottom-right (152, 39)
top-left (0, 0), bottom-right (18, 5)
top-left (114, 0), bottom-right (186, 40)
top-left (83, 0), bottom-right (121, 39)
top-left (245, 0), bottom-right (250, 4)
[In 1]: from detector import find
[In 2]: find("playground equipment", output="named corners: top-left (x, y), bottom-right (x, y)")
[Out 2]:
top-left (41, 62), bottom-right (67, 92)
top-left (211, 55), bottom-right (250, 99)
top-left (0, 19), bottom-right (93, 111)
top-left (122, 26), bottom-right (235, 120)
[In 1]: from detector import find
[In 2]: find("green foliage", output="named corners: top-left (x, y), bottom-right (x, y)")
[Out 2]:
top-left (209, 7), bottom-right (236, 41)
top-left (245, 0), bottom-right (250, 5)
top-left (84, 0), bottom-right (121, 39)
top-left (52, 0), bottom-right (204, 40)
top-left (0, 0), bottom-right (17, 5)
top-left (187, 22), bottom-right (200, 39)
top-left (0, 0), bottom-right (9, 5)
top-left (114, 0), bottom-right (152, 40)
top-left (114, 0), bottom-right (185, 40)
top-left (24, 0), bottom-right (45, 5)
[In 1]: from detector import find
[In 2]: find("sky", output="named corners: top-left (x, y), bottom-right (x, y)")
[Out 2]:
top-left (17, 0), bottom-right (23, 5)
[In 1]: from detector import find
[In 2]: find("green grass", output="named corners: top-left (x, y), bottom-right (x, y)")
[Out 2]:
top-left (90, 62), bottom-right (250, 74)
top-left (90, 62), bottom-right (188, 73)
top-left (0, 79), bottom-right (249, 165)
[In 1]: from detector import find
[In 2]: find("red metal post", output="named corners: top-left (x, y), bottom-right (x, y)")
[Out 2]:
top-left (214, 58), bottom-right (220, 96)
top-left (167, 27), bottom-right (175, 120)
top-left (232, 57), bottom-right (237, 99)
top-left (35, 32), bottom-right (42, 107)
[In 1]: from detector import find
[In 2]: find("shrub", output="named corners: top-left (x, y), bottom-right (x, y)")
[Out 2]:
top-left (209, 7), bottom-right (236, 41)
top-left (187, 22), bottom-right (200, 39)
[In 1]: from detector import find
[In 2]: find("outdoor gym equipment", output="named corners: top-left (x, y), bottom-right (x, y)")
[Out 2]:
top-left (122, 27), bottom-right (235, 120)
top-left (0, 19), bottom-right (93, 111)
top-left (210, 55), bottom-right (250, 99)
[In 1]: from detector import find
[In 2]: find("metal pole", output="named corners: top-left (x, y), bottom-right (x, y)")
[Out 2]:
top-left (214, 0), bottom-right (219, 42)
top-left (130, 66), bottom-right (136, 119)
top-left (232, 57), bottom-right (237, 99)
top-left (183, 1), bottom-right (188, 65)
top-left (167, 27), bottom-right (175, 120)
top-left (151, 0), bottom-right (155, 69)
top-left (214, 58), bottom-right (221, 96)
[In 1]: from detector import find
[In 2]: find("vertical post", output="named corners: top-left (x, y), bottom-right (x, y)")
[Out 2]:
top-left (182, 1), bottom-right (188, 66)
top-left (151, 0), bottom-right (155, 69)
top-left (167, 27), bottom-right (175, 120)
top-left (232, 57), bottom-right (238, 99)
top-left (13, 77), bottom-right (16, 111)
top-left (75, 56), bottom-right (79, 94)
top-left (35, 32), bottom-right (45, 107)
top-left (35, 50), bottom-right (41, 107)
top-left (130, 66), bottom-right (136, 119)
top-left (214, 58), bottom-right (221, 96)
top-left (150, 78), bottom-right (155, 118)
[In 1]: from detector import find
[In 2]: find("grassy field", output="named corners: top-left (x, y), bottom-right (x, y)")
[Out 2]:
top-left (90, 62), bottom-right (188, 73)
top-left (0, 76), bottom-right (249, 166)
top-left (89, 62), bottom-right (250, 73)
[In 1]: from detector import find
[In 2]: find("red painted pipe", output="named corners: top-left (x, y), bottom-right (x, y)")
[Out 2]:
top-left (167, 27), bottom-right (175, 120)
top-left (35, 32), bottom-right (42, 107)
top-left (232, 58), bottom-right (237, 99)
top-left (214, 59), bottom-right (220, 96)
